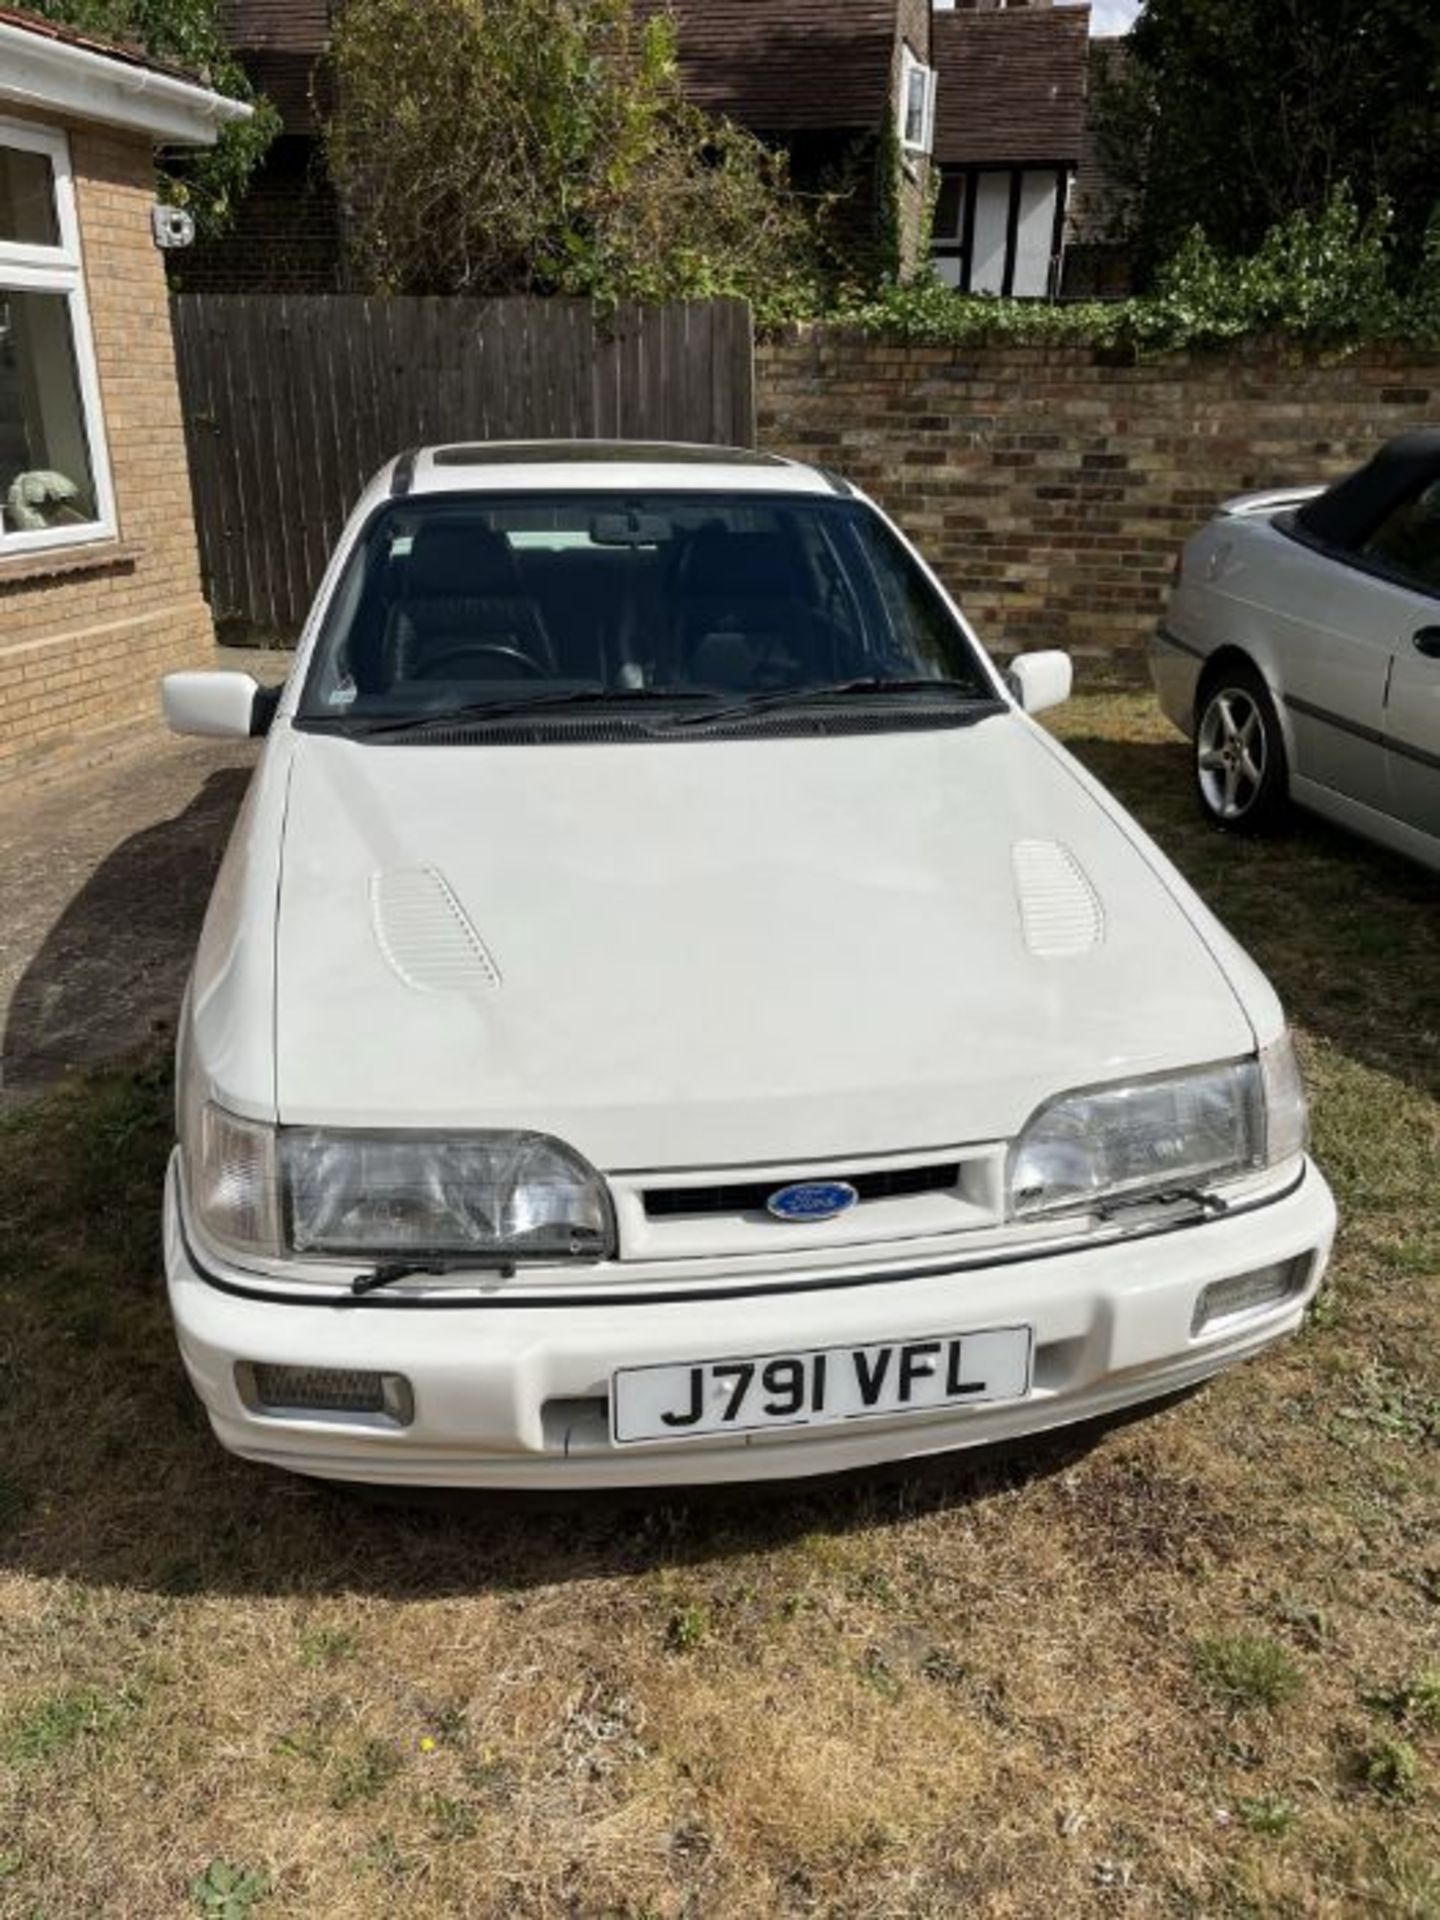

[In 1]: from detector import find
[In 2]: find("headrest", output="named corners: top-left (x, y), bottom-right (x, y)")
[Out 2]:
top-left (678, 528), bottom-right (803, 599)
top-left (1297, 427), bottom-right (1440, 548)
top-left (406, 522), bottom-right (519, 598)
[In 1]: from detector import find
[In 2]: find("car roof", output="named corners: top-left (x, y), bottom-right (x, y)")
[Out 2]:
top-left (395, 441), bottom-right (847, 499)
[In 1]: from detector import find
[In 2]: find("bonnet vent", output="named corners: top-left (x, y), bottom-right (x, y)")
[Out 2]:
top-left (370, 868), bottom-right (501, 994)
top-left (1012, 840), bottom-right (1105, 958)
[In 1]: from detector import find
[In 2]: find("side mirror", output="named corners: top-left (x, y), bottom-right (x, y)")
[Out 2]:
top-left (1008, 650), bottom-right (1073, 716)
top-left (162, 671), bottom-right (271, 740)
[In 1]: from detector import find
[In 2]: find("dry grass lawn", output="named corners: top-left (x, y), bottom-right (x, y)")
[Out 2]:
top-left (0, 687), bottom-right (1437, 1918)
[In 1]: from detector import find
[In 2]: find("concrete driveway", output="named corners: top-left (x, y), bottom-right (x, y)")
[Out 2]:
top-left (0, 653), bottom-right (285, 1111)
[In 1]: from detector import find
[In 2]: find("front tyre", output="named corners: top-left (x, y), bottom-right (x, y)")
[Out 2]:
top-left (1194, 665), bottom-right (1289, 834)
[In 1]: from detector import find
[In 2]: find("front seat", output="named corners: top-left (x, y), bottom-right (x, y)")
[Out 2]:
top-left (390, 523), bottom-right (556, 680)
top-left (673, 527), bottom-right (836, 690)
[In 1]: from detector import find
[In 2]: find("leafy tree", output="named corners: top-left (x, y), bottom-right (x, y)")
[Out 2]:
top-left (1096, 0), bottom-right (1440, 289)
top-left (325, 0), bottom-right (826, 310)
top-left (24, 0), bottom-right (279, 238)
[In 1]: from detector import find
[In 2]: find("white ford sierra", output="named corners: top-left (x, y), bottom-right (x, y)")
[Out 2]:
top-left (161, 442), bottom-right (1335, 1489)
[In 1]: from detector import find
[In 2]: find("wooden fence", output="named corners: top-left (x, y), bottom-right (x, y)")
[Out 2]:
top-left (171, 294), bottom-right (756, 638)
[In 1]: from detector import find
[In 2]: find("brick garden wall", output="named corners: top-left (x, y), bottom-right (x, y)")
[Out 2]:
top-left (756, 338), bottom-right (1440, 661)
top-left (0, 115), bottom-right (215, 785)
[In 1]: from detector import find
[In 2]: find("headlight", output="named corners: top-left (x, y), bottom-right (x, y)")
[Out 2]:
top-left (183, 1098), bottom-right (613, 1264)
top-left (1008, 1036), bottom-right (1307, 1221)
top-left (282, 1129), bottom-right (613, 1261)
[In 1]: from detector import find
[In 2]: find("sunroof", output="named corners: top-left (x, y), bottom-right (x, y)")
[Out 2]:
top-left (431, 441), bottom-right (789, 468)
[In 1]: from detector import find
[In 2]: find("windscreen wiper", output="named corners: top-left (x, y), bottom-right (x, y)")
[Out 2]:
top-left (351, 1258), bottom-right (516, 1296)
top-left (353, 688), bottom-right (705, 738)
top-left (668, 677), bottom-right (1002, 728)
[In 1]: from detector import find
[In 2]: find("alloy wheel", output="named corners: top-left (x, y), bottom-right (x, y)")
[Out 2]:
top-left (1197, 687), bottom-right (1267, 821)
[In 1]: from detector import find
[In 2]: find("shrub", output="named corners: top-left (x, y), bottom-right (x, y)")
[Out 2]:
top-left (327, 0), bottom-right (826, 311)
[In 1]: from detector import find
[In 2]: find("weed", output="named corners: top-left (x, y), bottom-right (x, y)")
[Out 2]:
top-left (427, 1794), bottom-right (479, 1843)
top-left (1335, 1362), bottom-right (1440, 1446)
top-left (1358, 1738), bottom-right (1420, 1802)
top-left (1237, 1795), bottom-right (1299, 1836)
top-left (1194, 1635), bottom-right (1304, 1714)
top-left (297, 1625), bottom-right (358, 1670)
top-left (1364, 1671), bottom-right (1440, 1732)
top-left (665, 1604), bottom-right (710, 1653)
top-left (3, 1686), bottom-right (140, 1765)
top-left (191, 1860), bottom-right (269, 1920)
top-left (330, 1738), bottom-right (402, 1810)
top-left (360, 1833), bottom-right (417, 1884)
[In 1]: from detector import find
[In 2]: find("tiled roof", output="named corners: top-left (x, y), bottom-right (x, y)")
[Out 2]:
top-left (933, 4), bottom-right (1090, 166)
top-left (0, 3), bottom-right (202, 82)
top-left (633, 0), bottom-right (900, 133)
top-left (221, 1), bottom-right (329, 128)
top-left (223, 0), bottom-right (900, 137)
top-left (221, 1), bottom-right (328, 53)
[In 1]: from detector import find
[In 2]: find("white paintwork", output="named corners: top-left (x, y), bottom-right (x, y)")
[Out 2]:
top-left (165, 443), bottom-right (1337, 1487)
top-left (1010, 649), bottom-right (1073, 714)
top-left (0, 18), bottom-right (251, 146)
top-left (1152, 491), bottom-right (1440, 867)
top-left (162, 670), bottom-right (260, 740)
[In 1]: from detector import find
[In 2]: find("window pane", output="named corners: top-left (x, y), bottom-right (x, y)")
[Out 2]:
top-left (0, 144), bottom-right (59, 247)
top-left (903, 64), bottom-right (932, 149)
top-left (1012, 170), bottom-right (1058, 298)
top-left (969, 174), bottom-right (1010, 293)
top-left (1362, 480), bottom-right (1440, 590)
top-left (934, 171), bottom-right (963, 239)
top-left (0, 290), bottom-right (99, 533)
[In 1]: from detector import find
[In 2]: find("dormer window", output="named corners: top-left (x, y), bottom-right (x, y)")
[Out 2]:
top-left (900, 45), bottom-right (937, 156)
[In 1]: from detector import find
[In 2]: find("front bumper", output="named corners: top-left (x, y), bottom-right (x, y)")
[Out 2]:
top-left (164, 1154), bottom-right (1335, 1489)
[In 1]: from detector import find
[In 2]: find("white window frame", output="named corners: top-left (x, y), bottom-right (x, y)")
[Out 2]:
top-left (899, 45), bottom-right (937, 159)
top-left (0, 116), bottom-right (116, 557)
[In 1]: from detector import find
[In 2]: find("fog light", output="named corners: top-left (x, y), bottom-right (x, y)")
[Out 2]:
top-left (236, 1362), bottom-right (414, 1424)
top-left (1192, 1259), bottom-right (1307, 1336)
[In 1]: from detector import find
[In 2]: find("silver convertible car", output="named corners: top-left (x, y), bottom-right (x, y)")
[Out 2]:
top-left (1151, 430), bottom-right (1440, 870)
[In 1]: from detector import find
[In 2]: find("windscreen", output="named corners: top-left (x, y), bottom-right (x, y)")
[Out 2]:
top-left (299, 491), bottom-right (993, 726)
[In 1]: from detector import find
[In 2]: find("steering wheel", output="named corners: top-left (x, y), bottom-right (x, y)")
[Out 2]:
top-left (414, 643), bottom-right (547, 680)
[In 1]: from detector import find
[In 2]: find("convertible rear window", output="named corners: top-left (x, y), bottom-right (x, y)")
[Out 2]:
top-left (298, 491), bottom-right (991, 729)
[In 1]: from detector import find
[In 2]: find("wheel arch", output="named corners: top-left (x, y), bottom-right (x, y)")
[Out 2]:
top-left (1193, 643), bottom-right (1298, 773)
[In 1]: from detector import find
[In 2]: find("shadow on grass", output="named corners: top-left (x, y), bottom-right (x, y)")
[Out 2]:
top-left (1059, 730), bottom-right (1440, 1102)
top-left (1, 769), bottom-right (252, 1103)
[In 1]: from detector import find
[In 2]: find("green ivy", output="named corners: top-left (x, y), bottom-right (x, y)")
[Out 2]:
top-left (24, 0), bottom-right (279, 241)
top-left (769, 186), bottom-right (1440, 352)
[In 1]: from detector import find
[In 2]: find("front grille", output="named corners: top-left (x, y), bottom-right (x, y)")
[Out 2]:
top-left (644, 1161), bottom-right (962, 1220)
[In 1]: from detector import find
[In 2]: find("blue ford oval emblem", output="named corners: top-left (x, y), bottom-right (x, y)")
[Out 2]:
top-left (767, 1180), bottom-right (859, 1223)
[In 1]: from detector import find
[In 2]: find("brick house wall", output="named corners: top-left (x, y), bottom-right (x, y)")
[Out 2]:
top-left (891, 0), bottom-right (933, 276)
top-left (0, 111), bottom-right (214, 784)
top-left (757, 336), bottom-right (1440, 660)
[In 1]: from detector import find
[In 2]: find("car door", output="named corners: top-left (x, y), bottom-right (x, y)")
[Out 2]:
top-left (1233, 524), bottom-right (1394, 812)
top-left (1361, 480), bottom-right (1440, 838)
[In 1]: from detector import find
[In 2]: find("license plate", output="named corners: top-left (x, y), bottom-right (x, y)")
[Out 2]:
top-left (611, 1326), bottom-right (1032, 1446)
